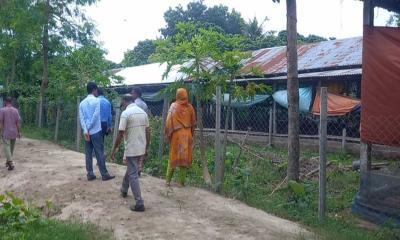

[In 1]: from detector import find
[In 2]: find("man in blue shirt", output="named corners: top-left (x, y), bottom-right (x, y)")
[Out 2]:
top-left (79, 82), bottom-right (115, 181)
top-left (98, 88), bottom-right (112, 140)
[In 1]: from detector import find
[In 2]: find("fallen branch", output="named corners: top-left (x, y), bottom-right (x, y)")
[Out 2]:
top-left (303, 161), bottom-right (333, 178)
top-left (269, 176), bottom-right (287, 196)
top-left (228, 138), bottom-right (266, 161)
top-left (232, 128), bottom-right (251, 175)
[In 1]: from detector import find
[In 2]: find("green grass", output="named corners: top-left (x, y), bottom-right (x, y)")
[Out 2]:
top-left (21, 121), bottom-right (400, 240)
top-left (0, 220), bottom-right (112, 240)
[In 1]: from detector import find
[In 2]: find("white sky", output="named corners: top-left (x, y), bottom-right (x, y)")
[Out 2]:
top-left (84, 0), bottom-right (392, 63)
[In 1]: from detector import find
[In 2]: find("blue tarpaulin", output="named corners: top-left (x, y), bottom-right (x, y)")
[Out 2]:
top-left (272, 87), bottom-right (313, 112)
top-left (212, 94), bottom-right (270, 108)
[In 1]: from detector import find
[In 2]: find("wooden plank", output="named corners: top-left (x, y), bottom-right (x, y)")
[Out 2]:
top-left (215, 86), bottom-right (222, 190)
top-left (158, 97), bottom-right (169, 161)
top-left (76, 97), bottom-right (81, 151)
top-left (268, 107), bottom-right (273, 147)
top-left (54, 104), bottom-right (60, 143)
top-left (319, 87), bottom-right (328, 221)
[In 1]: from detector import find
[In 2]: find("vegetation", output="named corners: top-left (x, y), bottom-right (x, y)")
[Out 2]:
top-left (21, 116), bottom-right (400, 240)
top-left (120, 1), bottom-right (328, 67)
top-left (0, 0), bottom-right (113, 128)
top-left (0, 192), bottom-right (111, 240)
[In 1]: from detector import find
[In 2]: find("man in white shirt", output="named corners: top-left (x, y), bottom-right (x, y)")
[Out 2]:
top-left (111, 94), bottom-right (150, 212)
top-left (131, 87), bottom-right (151, 176)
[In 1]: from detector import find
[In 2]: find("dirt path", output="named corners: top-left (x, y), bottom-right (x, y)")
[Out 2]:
top-left (0, 138), bottom-right (309, 240)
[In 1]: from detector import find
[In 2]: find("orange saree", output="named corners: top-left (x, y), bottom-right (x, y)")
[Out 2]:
top-left (165, 88), bottom-right (196, 169)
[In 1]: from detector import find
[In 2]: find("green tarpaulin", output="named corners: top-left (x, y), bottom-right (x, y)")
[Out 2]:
top-left (212, 94), bottom-right (270, 108)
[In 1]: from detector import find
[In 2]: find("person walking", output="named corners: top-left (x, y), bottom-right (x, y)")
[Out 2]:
top-left (0, 97), bottom-right (21, 171)
top-left (98, 88), bottom-right (112, 140)
top-left (111, 94), bottom-right (150, 212)
top-left (165, 88), bottom-right (196, 187)
top-left (79, 82), bottom-right (115, 181)
top-left (130, 87), bottom-right (150, 176)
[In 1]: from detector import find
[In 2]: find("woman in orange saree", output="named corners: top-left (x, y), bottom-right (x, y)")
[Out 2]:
top-left (165, 88), bottom-right (196, 187)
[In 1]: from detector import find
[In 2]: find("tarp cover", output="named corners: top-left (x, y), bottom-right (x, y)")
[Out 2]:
top-left (361, 27), bottom-right (400, 147)
top-left (272, 87), bottom-right (312, 112)
top-left (212, 94), bottom-right (270, 108)
top-left (312, 90), bottom-right (360, 116)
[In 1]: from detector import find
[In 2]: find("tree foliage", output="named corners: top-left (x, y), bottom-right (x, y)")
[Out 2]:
top-left (387, 14), bottom-right (400, 27)
top-left (0, 0), bottom-right (111, 106)
top-left (124, 1), bottom-right (328, 66)
top-left (121, 39), bottom-right (156, 67)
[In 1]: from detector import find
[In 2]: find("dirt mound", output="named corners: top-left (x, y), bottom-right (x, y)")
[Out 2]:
top-left (0, 138), bottom-right (309, 240)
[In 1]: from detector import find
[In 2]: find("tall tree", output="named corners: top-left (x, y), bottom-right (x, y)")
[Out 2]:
top-left (152, 22), bottom-right (226, 185)
top-left (387, 14), bottom-right (400, 26)
top-left (121, 40), bottom-right (156, 67)
top-left (273, 0), bottom-right (300, 181)
top-left (160, 1), bottom-right (244, 37)
top-left (37, 0), bottom-right (98, 128)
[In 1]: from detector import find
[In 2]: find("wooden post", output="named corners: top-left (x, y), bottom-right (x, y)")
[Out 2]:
top-left (268, 107), bottom-right (273, 147)
top-left (363, 0), bottom-right (374, 27)
top-left (158, 97), bottom-right (169, 161)
top-left (319, 87), bottom-right (328, 221)
top-left (341, 128), bottom-right (347, 153)
top-left (215, 86), bottom-right (222, 191)
top-left (112, 105), bottom-right (121, 146)
top-left (76, 97), bottom-right (81, 151)
top-left (54, 103), bottom-right (60, 143)
top-left (231, 109), bottom-right (235, 130)
top-left (273, 83), bottom-right (277, 134)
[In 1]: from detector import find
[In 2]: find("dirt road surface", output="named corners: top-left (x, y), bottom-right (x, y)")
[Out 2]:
top-left (0, 138), bottom-right (309, 240)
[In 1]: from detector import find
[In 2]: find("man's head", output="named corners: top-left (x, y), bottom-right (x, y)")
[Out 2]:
top-left (98, 88), bottom-right (104, 96)
top-left (87, 82), bottom-right (98, 97)
top-left (4, 97), bottom-right (12, 106)
top-left (131, 87), bottom-right (142, 101)
top-left (122, 94), bottom-right (134, 108)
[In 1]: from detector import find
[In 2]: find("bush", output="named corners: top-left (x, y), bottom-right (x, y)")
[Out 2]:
top-left (0, 192), bottom-right (111, 240)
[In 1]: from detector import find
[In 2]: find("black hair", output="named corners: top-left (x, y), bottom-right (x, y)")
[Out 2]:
top-left (98, 88), bottom-right (104, 96)
top-left (5, 97), bottom-right (12, 103)
top-left (122, 94), bottom-right (134, 103)
top-left (87, 82), bottom-right (98, 94)
top-left (131, 87), bottom-right (142, 97)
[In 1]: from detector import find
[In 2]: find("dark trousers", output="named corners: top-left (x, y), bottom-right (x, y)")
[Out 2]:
top-left (101, 122), bottom-right (109, 141)
top-left (121, 156), bottom-right (144, 206)
top-left (85, 131), bottom-right (109, 178)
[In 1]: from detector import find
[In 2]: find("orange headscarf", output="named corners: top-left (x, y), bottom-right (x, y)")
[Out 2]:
top-left (165, 88), bottom-right (196, 139)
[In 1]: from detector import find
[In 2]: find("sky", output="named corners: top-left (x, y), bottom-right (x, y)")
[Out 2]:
top-left (84, 0), bottom-right (392, 63)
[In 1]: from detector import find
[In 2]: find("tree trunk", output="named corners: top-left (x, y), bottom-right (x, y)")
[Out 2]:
top-left (286, 0), bottom-right (300, 181)
top-left (39, 0), bottom-right (50, 128)
top-left (219, 81), bottom-right (233, 192)
top-left (196, 97), bottom-right (212, 185)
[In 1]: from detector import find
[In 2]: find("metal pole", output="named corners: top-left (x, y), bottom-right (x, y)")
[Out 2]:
top-left (341, 128), bottom-right (347, 154)
top-left (158, 97), bottom-right (169, 161)
top-left (215, 86), bottom-right (222, 191)
top-left (76, 97), bottom-right (81, 151)
top-left (319, 87), bottom-right (328, 221)
top-left (268, 107), bottom-right (273, 147)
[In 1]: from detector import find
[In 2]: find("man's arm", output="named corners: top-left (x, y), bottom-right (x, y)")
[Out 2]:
top-left (107, 102), bottom-right (112, 130)
top-left (145, 127), bottom-right (150, 157)
top-left (16, 111), bottom-right (21, 138)
top-left (79, 104), bottom-right (88, 134)
top-left (87, 100), bottom-right (100, 132)
top-left (111, 114), bottom-right (126, 162)
top-left (111, 130), bottom-right (124, 162)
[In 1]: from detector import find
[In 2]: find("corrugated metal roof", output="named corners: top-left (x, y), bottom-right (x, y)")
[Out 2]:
top-left (242, 37), bottom-right (362, 75)
top-left (264, 68), bottom-right (362, 80)
top-left (112, 37), bottom-right (363, 86)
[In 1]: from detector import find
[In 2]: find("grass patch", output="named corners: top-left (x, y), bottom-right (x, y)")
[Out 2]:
top-left (0, 220), bottom-right (112, 240)
top-left (0, 192), bottom-right (112, 240)
top-left (21, 119), bottom-right (400, 240)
